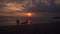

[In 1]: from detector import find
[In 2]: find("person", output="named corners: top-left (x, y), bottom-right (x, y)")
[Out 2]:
top-left (16, 19), bottom-right (19, 25)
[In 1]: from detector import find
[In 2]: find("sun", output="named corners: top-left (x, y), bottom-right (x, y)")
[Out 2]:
top-left (27, 13), bottom-right (32, 17)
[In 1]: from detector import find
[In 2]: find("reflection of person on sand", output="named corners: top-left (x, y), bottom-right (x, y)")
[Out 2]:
top-left (16, 19), bottom-right (19, 25)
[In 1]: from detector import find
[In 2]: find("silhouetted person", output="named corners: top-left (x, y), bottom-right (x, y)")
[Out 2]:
top-left (25, 19), bottom-right (32, 24)
top-left (16, 19), bottom-right (19, 26)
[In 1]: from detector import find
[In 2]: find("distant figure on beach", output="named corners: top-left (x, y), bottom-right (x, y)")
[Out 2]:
top-left (16, 19), bottom-right (19, 25)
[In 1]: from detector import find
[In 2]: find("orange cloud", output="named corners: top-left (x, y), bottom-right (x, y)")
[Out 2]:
top-left (4, 2), bottom-right (26, 11)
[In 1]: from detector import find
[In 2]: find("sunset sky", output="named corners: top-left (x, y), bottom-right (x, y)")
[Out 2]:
top-left (0, 0), bottom-right (60, 17)
top-left (0, 0), bottom-right (60, 26)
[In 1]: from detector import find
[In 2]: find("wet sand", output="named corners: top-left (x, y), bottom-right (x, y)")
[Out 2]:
top-left (0, 23), bottom-right (60, 34)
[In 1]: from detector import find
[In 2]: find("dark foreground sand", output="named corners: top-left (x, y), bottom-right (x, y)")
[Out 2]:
top-left (0, 23), bottom-right (60, 34)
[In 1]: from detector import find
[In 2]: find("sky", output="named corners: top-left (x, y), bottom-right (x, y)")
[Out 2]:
top-left (0, 0), bottom-right (60, 26)
top-left (0, 0), bottom-right (60, 17)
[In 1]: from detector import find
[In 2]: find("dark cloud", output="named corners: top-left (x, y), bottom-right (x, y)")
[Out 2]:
top-left (0, 4), bottom-right (6, 9)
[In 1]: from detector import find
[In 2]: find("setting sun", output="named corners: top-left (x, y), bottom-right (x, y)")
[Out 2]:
top-left (27, 13), bottom-right (32, 17)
